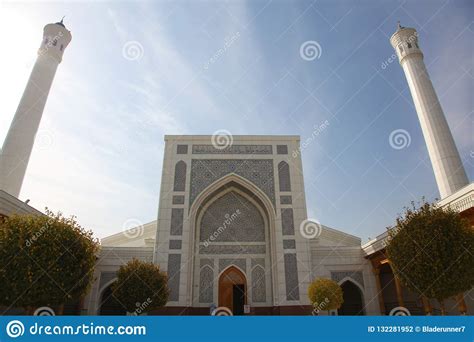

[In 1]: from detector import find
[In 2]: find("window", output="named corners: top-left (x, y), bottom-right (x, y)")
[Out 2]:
top-left (60, 44), bottom-right (64, 51)
top-left (278, 161), bottom-right (291, 191)
top-left (52, 39), bottom-right (57, 46)
top-left (407, 42), bottom-right (412, 48)
top-left (399, 46), bottom-right (403, 54)
top-left (173, 161), bottom-right (186, 191)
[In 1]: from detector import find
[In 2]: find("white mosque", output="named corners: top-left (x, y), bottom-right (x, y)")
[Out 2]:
top-left (0, 20), bottom-right (472, 316)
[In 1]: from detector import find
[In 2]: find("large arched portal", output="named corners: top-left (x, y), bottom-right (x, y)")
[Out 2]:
top-left (99, 283), bottom-right (127, 316)
top-left (338, 281), bottom-right (365, 316)
top-left (218, 266), bottom-right (247, 315)
top-left (190, 176), bottom-right (275, 311)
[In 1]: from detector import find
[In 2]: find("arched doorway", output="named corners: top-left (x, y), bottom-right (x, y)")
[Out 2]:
top-left (189, 175), bottom-right (276, 310)
top-left (218, 266), bottom-right (247, 315)
top-left (338, 281), bottom-right (364, 315)
top-left (99, 284), bottom-right (127, 315)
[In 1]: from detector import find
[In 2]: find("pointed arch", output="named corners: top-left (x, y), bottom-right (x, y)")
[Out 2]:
top-left (338, 279), bottom-right (365, 316)
top-left (190, 173), bottom-right (275, 218)
top-left (186, 173), bottom-right (277, 307)
top-left (97, 279), bottom-right (126, 316)
top-left (278, 161), bottom-right (291, 191)
top-left (218, 265), bottom-right (247, 314)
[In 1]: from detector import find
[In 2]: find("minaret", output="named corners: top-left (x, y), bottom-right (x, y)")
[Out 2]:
top-left (390, 23), bottom-right (469, 198)
top-left (0, 19), bottom-right (71, 198)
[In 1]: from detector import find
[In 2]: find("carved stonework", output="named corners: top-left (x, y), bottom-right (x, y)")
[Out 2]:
top-left (252, 266), bottom-right (266, 302)
top-left (284, 253), bottom-right (300, 300)
top-left (167, 254), bottom-right (181, 301)
top-left (172, 195), bottom-right (185, 204)
top-left (283, 239), bottom-right (296, 249)
top-left (218, 259), bottom-right (246, 273)
top-left (192, 145), bottom-right (272, 155)
top-left (281, 208), bottom-right (295, 236)
top-left (190, 159), bottom-right (275, 206)
top-left (199, 191), bottom-right (265, 243)
top-left (199, 266), bottom-right (214, 303)
top-left (199, 244), bottom-right (266, 255)
top-left (331, 271), bottom-right (364, 288)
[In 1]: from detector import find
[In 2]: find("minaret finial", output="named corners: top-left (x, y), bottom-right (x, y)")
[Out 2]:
top-left (60, 16), bottom-right (65, 24)
top-left (55, 16), bottom-right (66, 28)
top-left (397, 21), bottom-right (402, 30)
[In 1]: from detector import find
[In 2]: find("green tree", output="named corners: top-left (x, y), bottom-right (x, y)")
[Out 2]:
top-left (0, 209), bottom-right (99, 314)
top-left (308, 278), bottom-right (343, 315)
top-left (112, 259), bottom-right (169, 314)
top-left (386, 200), bottom-right (474, 314)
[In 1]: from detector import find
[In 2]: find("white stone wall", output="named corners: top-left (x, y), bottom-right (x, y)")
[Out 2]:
top-left (309, 226), bottom-right (380, 315)
top-left (83, 247), bottom-right (154, 315)
top-left (154, 135), bottom-right (313, 308)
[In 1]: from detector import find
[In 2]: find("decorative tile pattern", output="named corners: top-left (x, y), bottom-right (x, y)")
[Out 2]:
top-left (167, 254), bottom-right (181, 301)
top-left (190, 159), bottom-right (275, 206)
top-left (176, 145), bottom-right (188, 154)
top-left (281, 208), bottom-right (295, 235)
top-left (172, 195), bottom-right (185, 204)
top-left (284, 253), bottom-right (300, 300)
top-left (170, 208), bottom-right (184, 236)
top-left (276, 145), bottom-right (288, 154)
top-left (199, 244), bottom-right (266, 255)
top-left (331, 271), bottom-right (364, 288)
top-left (192, 145), bottom-right (272, 155)
top-left (283, 239), bottom-right (296, 249)
top-left (278, 161), bottom-right (291, 191)
top-left (199, 266), bottom-right (214, 303)
top-left (251, 258), bottom-right (265, 268)
top-left (280, 195), bottom-right (292, 204)
top-left (251, 266), bottom-right (266, 302)
top-left (218, 259), bottom-right (246, 273)
top-left (199, 191), bottom-right (265, 242)
top-left (173, 161), bottom-right (187, 191)
top-left (169, 240), bottom-right (182, 250)
top-left (200, 259), bottom-right (214, 268)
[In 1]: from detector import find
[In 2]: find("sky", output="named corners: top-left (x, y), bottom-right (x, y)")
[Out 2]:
top-left (0, 0), bottom-right (472, 241)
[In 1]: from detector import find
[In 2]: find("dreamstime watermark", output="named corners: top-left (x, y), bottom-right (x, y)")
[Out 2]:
top-left (25, 217), bottom-right (55, 247)
top-left (122, 41), bottom-right (144, 61)
top-left (122, 218), bottom-right (145, 239)
top-left (300, 218), bottom-right (322, 239)
top-left (389, 129), bottom-right (411, 150)
top-left (211, 129), bottom-right (233, 150)
top-left (38, 32), bottom-right (64, 56)
top-left (204, 31), bottom-right (240, 70)
top-left (6, 320), bottom-right (24, 338)
top-left (203, 210), bottom-right (241, 247)
top-left (131, 298), bottom-right (152, 316)
top-left (311, 297), bottom-right (330, 315)
top-left (292, 120), bottom-right (330, 158)
top-left (211, 306), bottom-right (233, 316)
top-left (34, 306), bottom-right (55, 316)
top-left (381, 31), bottom-right (418, 70)
top-left (6, 320), bottom-right (146, 338)
top-left (389, 306), bottom-right (411, 316)
top-left (36, 130), bottom-right (54, 150)
top-left (381, 53), bottom-right (398, 70)
top-left (300, 40), bottom-right (322, 61)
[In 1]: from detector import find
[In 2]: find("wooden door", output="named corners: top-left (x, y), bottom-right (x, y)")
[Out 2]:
top-left (218, 266), bottom-right (247, 314)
